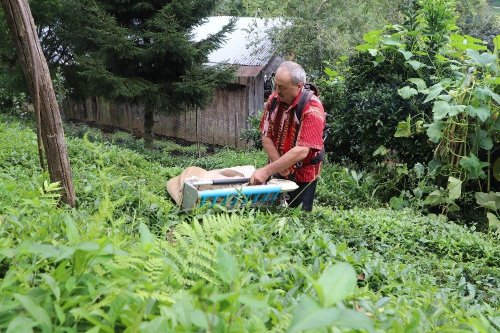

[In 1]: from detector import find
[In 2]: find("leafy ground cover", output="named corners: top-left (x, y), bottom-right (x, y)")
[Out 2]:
top-left (1, 114), bottom-right (499, 332)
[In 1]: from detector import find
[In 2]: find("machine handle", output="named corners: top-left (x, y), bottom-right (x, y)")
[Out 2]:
top-left (189, 178), bottom-right (252, 186)
top-left (211, 178), bottom-right (251, 185)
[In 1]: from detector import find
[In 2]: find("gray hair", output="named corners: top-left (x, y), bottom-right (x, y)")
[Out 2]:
top-left (277, 61), bottom-right (306, 85)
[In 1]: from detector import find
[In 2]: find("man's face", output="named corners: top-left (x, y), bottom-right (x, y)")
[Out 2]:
top-left (274, 68), bottom-right (302, 105)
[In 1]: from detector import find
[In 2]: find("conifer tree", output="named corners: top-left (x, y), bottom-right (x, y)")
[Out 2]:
top-left (60, 0), bottom-right (234, 146)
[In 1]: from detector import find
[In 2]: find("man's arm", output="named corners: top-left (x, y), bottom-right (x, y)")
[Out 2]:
top-left (250, 145), bottom-right (310, 185)
top-left (262, 136), bottom-right (281, 162)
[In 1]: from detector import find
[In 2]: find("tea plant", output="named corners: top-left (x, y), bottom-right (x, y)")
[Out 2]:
top-left (0, 113), bottom-right (499, 332)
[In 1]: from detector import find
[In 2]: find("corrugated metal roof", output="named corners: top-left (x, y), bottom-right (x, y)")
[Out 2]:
top-left (191, 16), bottom-right (280, 67)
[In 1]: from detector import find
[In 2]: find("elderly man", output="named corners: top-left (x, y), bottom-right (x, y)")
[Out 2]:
top-left (249, 61), bottom-right (326, 211)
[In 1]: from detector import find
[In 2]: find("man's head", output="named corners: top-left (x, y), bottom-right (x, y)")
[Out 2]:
top-left (274, 61), bottom-right (306, 105)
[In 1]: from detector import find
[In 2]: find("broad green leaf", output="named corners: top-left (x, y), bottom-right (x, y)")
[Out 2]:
top-left (6, 316), bottom-right (34, 333)
top-left (480, 201), bottom-right (497, 211)
top-left (424, 190), bottom-right (445, 206)
top-left (436, 53), bottom-right (451, 63)
top-left (390, 196), bottom-right (408, 210)
top-left (450, 34), bottom-right (483, 44)
top-left (54, 303), bottom-right (66, 325)
top-left (486, 77), bottom-right (500, 85)
top-left (466, 49), bottom-right (496, 67)
top-left (324, 67), bottom-right (338, 79)
top-left (75, 242), bottom-right (101, 252)
top-left (64, 214), bottom-right (79, 244)
top-left (475, 87), bottom-right (500, 104)
top-left (395, 116), bottom-right (412, 137)
top-left (448, 202), bottom-right (461, 212)
top-left (383, 35), bottom-right (402, 46)
top-left (414, 163), bottom-right (425, 178)
top-left (362, 30), bottom-right (383, 44)
top-left (487, 213), bottom-right (500, 232)
top-left (330, 309), bottom-right (374, 332)
top-left (399, 49), bottom-right (413, 60)
top-left (287, 297), bottom-right (341, 333)
top-left (316, 262), bottom-right (357, 307)
top-left (238, 294), bottom-right (269, 310)
top-left (373, 145), bottom-right (388, 156)
top-left (466, 105), bottom-right (490, 122)
top-left (407, 60), bottom-right (424, 70)
top-left (65, 276), bottom-right (76, 293)
top-left (139, 317), bottom-right (169, 332)
top-left (398, 86), bottom-right (418, 99)
top-left (409, 78), bottom-right (427, 92)
top-left (355, 43), bottom-right (372, 52)
top-left (448, 105), bottom-right (466, 117)
top-left (216, 246), bottom-right (239, 284)
top-left (423, 84), bottom-right (444, 103)
top-left (14, 294), bottom-right (52, 332)
top-left (450, 34), bottom-right (487, 51)
top-left (447, 177), bottom-right (462, 201)
top-left (475, 192), bottom-right (500, 211)
top-left (22, 242), bottom-right (74, 261)
top-left (433, 101), bottom-right (450, 120)
top-left (437, 94), bottom-right (452, 102)
top-left (139, 222), bottom-right (155, 250)
top-left (470, 129), bottom-right (494, 151)
top-left (426, 122), bottom-right (444, 143)
top-left (42, 274), bottom-right (60, 302)
top-left (368, 49), bottom-right (378, 57)
top-left (459, 154), bottom-right (489, 179)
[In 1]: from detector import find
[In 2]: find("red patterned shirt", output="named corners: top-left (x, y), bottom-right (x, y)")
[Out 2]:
top-left (259, 90), bottom-right (326, 182)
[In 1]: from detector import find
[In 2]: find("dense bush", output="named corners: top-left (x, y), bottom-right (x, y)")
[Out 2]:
top-left (321, 77), bottom-right (434, 167)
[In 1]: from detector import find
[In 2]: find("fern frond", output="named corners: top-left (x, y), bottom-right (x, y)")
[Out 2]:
top-left (135, 290), bottom-right (174, 304)
top-left (157, 213), bottom-right (251, 287)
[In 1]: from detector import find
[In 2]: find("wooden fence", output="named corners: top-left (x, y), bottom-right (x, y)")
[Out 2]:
top-left (63, 82), bottom-right (261, 149)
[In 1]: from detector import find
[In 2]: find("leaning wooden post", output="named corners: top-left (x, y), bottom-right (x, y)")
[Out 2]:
top-left (1, 0), bottom-right (76, 206)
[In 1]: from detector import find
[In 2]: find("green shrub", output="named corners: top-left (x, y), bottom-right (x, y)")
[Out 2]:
top-left (240, 111), bottom-right (263, 150)
top-left (322, 79), bottom-right (434, 166)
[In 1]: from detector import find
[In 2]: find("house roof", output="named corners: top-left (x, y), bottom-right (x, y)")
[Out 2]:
top-left (191, 16), bottom-right (280, 67)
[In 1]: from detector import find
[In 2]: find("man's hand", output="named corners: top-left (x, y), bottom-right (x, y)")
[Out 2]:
top-left (279, 167), bottom-right (293, 177)
top-left (251, 145), bottom-right (310, 185)
top-left (250, 167), bottom-right (271, 185)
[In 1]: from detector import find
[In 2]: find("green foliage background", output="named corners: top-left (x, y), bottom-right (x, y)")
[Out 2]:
top-left (1, 113), bottom-right (499, 332)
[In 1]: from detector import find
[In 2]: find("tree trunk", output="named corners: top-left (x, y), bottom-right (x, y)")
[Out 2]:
top-left (143, 106), bottom-right (155, 148)
top-left (1, 0), bottom-right (76, 207)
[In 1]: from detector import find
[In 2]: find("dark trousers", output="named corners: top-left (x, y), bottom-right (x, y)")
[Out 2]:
top-left (287, 179), bottom-right (318, 211)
